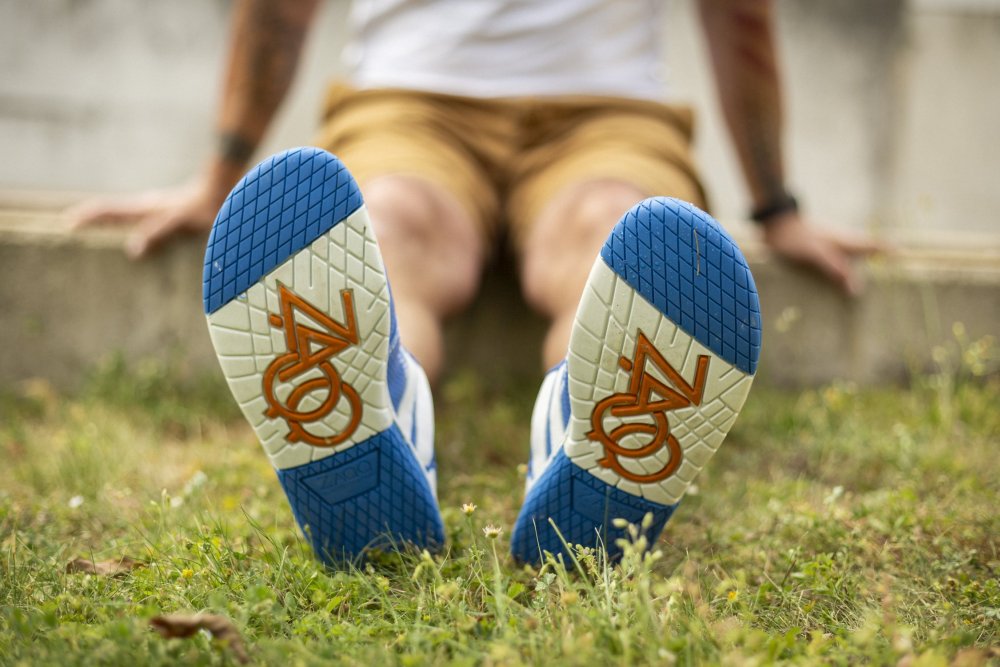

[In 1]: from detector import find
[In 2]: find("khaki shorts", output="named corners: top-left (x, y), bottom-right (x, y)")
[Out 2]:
top-left (314, 84), bottom-right (707, 255)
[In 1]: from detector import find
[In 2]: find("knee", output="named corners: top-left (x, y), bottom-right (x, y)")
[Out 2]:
top-left (362, 176), bottom-right (439, 247)
top-left (568, 180), bottom-right (646, 237)
top-left (362, 175), bottom-right (482, 315)
top-left (522, 180), bottom-right (644, 314)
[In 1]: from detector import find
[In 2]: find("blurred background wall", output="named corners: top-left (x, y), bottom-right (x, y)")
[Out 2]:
top-left (1, 0), bottom-right (998, 241)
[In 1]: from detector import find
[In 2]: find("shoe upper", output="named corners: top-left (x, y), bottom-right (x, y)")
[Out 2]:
top-left (385, 299), bottom-right (438, 495)
top-left (526, 360), bottom-right (570, 491)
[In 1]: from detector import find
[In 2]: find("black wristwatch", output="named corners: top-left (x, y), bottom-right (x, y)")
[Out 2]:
top-left (750, 192), bottom-right (799, 225)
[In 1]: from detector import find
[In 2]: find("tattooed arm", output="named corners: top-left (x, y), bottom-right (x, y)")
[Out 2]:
top-left (215, 0), bottom-right (320, 174)
top-left (70, 0), bottom-right (321, 258)
top-left (698, 0), bottom-right (880, 294)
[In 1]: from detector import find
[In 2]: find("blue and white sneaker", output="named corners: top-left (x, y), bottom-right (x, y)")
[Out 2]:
top-left (202, 147), bottom-right (443, 563)
top-left (511, 197), bottom-right (761, 565)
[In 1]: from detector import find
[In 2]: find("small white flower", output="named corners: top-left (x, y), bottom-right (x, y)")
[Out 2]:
top-left (68, 495), bottom-right (84, 509)
top-left (482, 524), bottom-right (503, 539)
top-left (461, 503), bottom-right (477, 515)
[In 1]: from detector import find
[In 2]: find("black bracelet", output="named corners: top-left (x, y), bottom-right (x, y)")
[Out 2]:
top-left (218, 132), bottom-right (256, 165)
top-left (750, 192), bottom-right (799, 225)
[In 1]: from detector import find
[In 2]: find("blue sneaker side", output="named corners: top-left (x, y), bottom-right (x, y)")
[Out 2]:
top-left (511, 197), bottom-right (761, 565)
top-left (203, 147), bottom-right (444, 563)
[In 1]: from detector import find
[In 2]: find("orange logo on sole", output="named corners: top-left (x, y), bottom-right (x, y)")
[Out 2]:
top-left (262, 284), bottom-right (362, 447)
top-left (587, 331), bottom-right (710, 483)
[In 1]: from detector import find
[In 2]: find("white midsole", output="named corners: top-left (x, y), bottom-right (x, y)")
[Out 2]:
top-left (565, 260), bottom-right (755, 506)
top-left (206, 206), bottom-right (393, 471)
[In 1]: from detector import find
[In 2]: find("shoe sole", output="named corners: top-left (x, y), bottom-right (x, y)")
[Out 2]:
top-left (511, 198), bottom-right (761, 565)
top-left (202, 147), bottom-right (444, 563)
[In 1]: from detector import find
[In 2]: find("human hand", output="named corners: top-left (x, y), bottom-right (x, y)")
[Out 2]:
top-left (761, 212), bottom-right (885, 296)
top-left (66, 177), bottom-right (231, 259)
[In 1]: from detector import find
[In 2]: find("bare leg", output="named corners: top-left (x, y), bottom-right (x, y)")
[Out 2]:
top-left (362, 175), bottom-right (483, 382)
top-left (520, 179), bottom-right (646, 368)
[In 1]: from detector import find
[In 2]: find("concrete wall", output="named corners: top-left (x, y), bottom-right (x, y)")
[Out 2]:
top-left (2, 0), bottom-right (998, 240)
top-left (667, 0), bottom-right (1000, 240)
top-left (0, 0), bottom-right (343, 193)
top-left (1, 1), bottom-right (998, 389)
top-left (2, 210), bottom-right (998, 389)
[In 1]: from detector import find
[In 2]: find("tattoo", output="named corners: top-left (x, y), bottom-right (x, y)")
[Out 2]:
top-left (218, 132), bottom-right (255, 164)
top-left (219, 0), bottom-right (315, 149)
top-left (243, 0), bottom-right (309, 109)
top-left (724, 3), bottom-right (784, 203)
top-left (746, 111), bottom-right (786, 206)
top-left (733, 6), bottom-right (777, 77)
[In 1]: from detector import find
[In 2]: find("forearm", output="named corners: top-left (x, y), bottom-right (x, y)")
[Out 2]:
top-left (698, 0), bottom-right (788, 211)
top-left (210, 0), bottom-right (321, 183)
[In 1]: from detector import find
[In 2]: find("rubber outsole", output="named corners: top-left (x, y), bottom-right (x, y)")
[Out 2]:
top-left (203, 147), bottom-right (444, 563)
top-left (511, 198), bottom-right (761, 565)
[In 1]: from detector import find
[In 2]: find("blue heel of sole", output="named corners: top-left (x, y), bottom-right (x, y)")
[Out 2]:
top-left (511, 451), bottom-right (676, 564)
top-left (276, 426), bottom-right (444, 562)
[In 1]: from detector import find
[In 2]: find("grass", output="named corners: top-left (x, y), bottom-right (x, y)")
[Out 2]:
top-left (0, 344), bottom-right (998, 666)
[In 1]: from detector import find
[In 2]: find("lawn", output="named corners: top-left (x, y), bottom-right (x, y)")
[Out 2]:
top-left (1, 340), bottom-right (998, 665)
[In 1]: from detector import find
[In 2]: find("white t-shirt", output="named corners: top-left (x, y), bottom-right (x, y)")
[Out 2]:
top-left (345, 0), bottom-right (669, 100)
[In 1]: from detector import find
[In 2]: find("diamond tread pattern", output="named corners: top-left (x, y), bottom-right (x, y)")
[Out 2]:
top-left (203, 147), bottom-right (363, 314)
top-left (600, 197), bottom-right (761, 374)
top-left (204, 148), bottom-right (441, 562)
top-left (510, 450), bottom-right (677, 564)
top-left (276, 426), bottom-right (445, 563)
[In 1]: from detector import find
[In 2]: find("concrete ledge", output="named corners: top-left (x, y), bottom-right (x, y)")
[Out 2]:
top-left (2, 207), bottom-right (998, 389)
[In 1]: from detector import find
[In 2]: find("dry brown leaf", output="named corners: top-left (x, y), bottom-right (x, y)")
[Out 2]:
top-left (150, 613), bottom-right (249, 664)
top-left (65, 556), bottom-right (144, 577)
